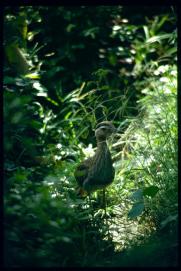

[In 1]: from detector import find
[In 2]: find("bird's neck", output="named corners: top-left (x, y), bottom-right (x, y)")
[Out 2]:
top-left (93, 138), bottom-right (112, 176)
top-left (96, 140), bottom-right (108, 149)
top-left (96, 140), bottom-right (111, 161)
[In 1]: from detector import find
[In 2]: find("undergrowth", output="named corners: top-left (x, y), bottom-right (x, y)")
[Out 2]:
top-left (4, 7), bottom-right (177, 267)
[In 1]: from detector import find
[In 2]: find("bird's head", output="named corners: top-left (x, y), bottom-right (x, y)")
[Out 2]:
top-left (95, 121), bottom-right (116, 141)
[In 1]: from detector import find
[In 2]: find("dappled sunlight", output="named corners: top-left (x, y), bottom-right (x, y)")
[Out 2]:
top-left (4, 6), bottom-right (177, 268)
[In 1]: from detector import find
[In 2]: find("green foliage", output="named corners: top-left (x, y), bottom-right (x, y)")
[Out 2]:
top-left (4, 6), bottom-right (177, 267)
top-left (143, 185), bottom-right (159, 198)
top-left (128, 186), bottom-right (159, 219)
top-left (115, 64), bottom-right (177, 225)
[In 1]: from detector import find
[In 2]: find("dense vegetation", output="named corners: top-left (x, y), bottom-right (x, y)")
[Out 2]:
top-left (4, 6), bottom-right (178, 267)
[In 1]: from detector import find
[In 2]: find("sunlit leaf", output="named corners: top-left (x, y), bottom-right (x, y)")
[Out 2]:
top-left (146, 34), bottom-right (172, 44)
top-left (25, 72), bottom-right (40, 79)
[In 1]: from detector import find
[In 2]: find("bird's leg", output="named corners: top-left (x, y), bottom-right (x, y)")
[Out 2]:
top-left (103, 188), bottom-right (107, 217)
top-left (102, 188), bottom-right (111, 239)
top-left (88, 192), bottom-right (94, 221)
top-left (88, 193), bottom-right (92, 208)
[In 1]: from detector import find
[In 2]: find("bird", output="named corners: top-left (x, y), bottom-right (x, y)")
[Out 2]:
top-left (74, 121), bottom-right (116, 210)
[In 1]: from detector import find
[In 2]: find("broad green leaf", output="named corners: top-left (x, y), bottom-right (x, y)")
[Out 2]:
top-left (128, 202), bottom-right (144, 219)
top-left (129, 189), bottom-right (143, 201)
top-left (143, 185), bottom-right (159, 198)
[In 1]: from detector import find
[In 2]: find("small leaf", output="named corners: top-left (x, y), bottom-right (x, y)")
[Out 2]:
top-left (143, 186), bottom-right (159, 198)
top-left (25, 72), bottom-right (40, 79)
top-left (49, 221), bottom-right (59, 228)
top-left (128, 202), bottom-right (144, 219)
top-left (61, 236), bottom-right (72, 243)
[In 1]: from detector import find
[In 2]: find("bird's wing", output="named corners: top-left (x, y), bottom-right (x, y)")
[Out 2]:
top-left (83, 156), bottom-right (115, 190)
top-left (74, 157), bottom-right (93, 187)
top-left (83, 165), bottom-right (115, 192)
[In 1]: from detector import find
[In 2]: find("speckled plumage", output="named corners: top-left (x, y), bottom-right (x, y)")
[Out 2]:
top-left (74, 121), bottom-right (115, 195)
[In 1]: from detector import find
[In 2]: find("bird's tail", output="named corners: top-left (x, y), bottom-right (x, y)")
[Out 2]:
top-left (76, 187), bottom-right (88, 197)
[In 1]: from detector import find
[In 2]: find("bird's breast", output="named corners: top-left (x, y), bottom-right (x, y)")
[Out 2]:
top-left (89, 146), bottom-right (114, 182)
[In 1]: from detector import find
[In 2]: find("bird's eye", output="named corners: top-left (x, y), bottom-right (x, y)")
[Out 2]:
top-left (101, 127), bottom-right (106, 131)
